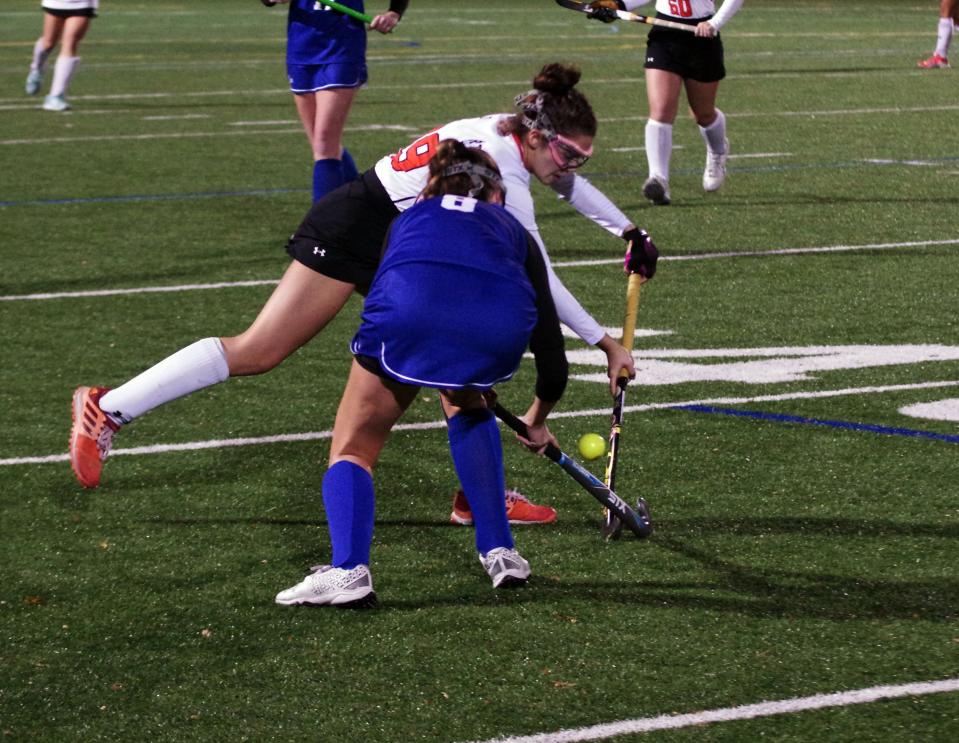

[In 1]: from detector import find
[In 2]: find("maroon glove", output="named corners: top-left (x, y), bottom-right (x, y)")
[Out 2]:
top-left (623, 228), bottom-right (658, 279)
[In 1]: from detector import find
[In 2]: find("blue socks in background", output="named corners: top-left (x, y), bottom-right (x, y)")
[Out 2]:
top-left (312, 148), bottom-right (360, 202)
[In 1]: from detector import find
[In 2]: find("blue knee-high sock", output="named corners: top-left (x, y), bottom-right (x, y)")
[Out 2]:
top-left (322, 461), bottom-right (375, 569)
top-left (312, 158), bottom-right (345, 202)
top-left (447, 408), bottom-right (513, 555)
top-left (340, 147), bottom-right (359, 182)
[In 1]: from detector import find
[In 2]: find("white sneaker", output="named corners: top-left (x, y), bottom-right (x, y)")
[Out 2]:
top-left (25, 70), bottom-right (42, 96)
top-left (479, 547), bottom-right (530, 588)
top-left (703, 138), bottom-right (729, 192)
top-left (275, 564), bottom-right (375, 606)
top-left (642, 176), bottom-right (671, 206)
top-left (43, 94), bottom-right (70, 112)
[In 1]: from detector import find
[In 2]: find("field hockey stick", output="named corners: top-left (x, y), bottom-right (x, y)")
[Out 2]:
top-left (601, 271), bottom-right (645, 540)
top-left (316, 0), bottom-right (375, 24)
top-left (554, 0), bottom-right (696, 33)
top-left (492, 403), bottom-right (652, 538)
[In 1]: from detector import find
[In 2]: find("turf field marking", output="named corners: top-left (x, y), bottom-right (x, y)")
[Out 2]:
top-left (552, 238), bottom-right (959, 269)
top-left (0, 279), bottom-right (282, 302)
top-left (468, 677), bottom-right (959, 743)
top-left (142, 114), bottom-right (211, 121)
top-left (4, 380), bottom-right (958, 467)
top-left (676, 405), bottom-right (959, 444)
top-left (728, 151), bottom-right (793, 159)
top-left (3, 238), bottom-right (957, 302)
top-left (900, 398), bottom-right (959, 422)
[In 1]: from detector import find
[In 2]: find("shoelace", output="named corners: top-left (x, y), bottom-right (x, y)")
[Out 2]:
top-left (504, 490), bottom-right (529, 506)
top-left (706, 152), bottom-right (724, 172)
top-left (95, 425), bottom-right (114, 458)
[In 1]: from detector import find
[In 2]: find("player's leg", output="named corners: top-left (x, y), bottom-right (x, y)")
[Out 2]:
top-left (643, 68), bottom-right (682, 205)
top-left (294, 87), bottom-right (360, 201)
top-left (276, 361), bottom-right (419, 606)
top-left (26, 12), bottom-right (62, 95)
top-left (686, 78), bottom-right (728, 192)
top-left (44, 15), bottom-right (91, 111)
top-left (919, 0), bottom-right (955, 67)
top-left (70, 262), bottom-right (355, 488)
top-left (442, 390), bottom-right (530, 587)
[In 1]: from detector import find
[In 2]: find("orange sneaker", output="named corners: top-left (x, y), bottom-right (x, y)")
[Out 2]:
top-left (450, 489), bottom-right (557, 525)
top-left (917, 53), bottom-right (950, 69)
top-left (69, 386), bottom-right (119, 488)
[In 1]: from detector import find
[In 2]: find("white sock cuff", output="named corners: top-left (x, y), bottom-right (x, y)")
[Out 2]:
top-left (204, 337), bottom-right (231, 382)
top-left (646, 119), bottom-right (673, 133)
top-left (700, 109), bottom-right (726, 133)
top-left (699, 110), bottom-right (727, 153)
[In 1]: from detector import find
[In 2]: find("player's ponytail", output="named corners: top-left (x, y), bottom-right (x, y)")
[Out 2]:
top-left (422, 139), bottom-right (504, 203)
top-left (504, 62), bottom-right (597, 139)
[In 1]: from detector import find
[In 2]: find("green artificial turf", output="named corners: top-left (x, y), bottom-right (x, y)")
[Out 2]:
top-left (1, 2), bottom-right (957, 740)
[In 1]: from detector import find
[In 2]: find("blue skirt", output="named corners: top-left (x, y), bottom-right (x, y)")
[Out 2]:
top-left (351, 264), bottom-right (536, 390)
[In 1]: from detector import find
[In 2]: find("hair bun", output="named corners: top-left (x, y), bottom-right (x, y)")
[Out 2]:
top-left (533, 62), bottom-right (582, 96)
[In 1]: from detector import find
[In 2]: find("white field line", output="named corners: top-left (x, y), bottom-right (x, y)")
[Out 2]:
top-left (4, 239), bottom-right (958, 303)
top-left (469, 677), bottom-right (959, 743)
top-left (552, 238), bottom-right (959, 269)
top-left (4, 94), bottom-right (959, 143)
top-left (728, 151), bottom-right (793, 159)
top-left (0, 280), bottom-right (280, 302)
top-left (0, 122), bottom-right (418, 147)
top-left (5, 380), bottom-right (958, 468)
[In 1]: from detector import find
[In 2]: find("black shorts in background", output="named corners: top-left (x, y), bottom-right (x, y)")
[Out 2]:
top-left (44, 8), bottom-right (97, 18)
top-left (644, 14), bottom-right (725, 83)
top-left (285, 170), bottom-right (400, 294)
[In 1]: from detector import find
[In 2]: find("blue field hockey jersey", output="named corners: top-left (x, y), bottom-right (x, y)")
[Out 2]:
top-left (352, 195), bottom-right (542, 390)
top-left (286, 0), bottom-right (367, 66)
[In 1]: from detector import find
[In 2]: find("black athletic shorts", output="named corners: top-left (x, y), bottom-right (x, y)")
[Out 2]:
top-left (285, 169), bottom-right (400, 295)
top-left (44, 8), bottom-right (98, 19)
top-left (644, 14), bottom-right (725, 83)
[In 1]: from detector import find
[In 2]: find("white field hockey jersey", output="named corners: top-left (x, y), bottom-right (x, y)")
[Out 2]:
top-left (42, 0), bottom-right (99, 10)
top-left (374, 114), bottom-right (633, 346)
top-left (623, 0), bottom-right (742, 29)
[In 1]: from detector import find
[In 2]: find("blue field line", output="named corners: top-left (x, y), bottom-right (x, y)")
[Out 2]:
top-left (0, 187), bottom-right (309, 208)
top-left (676, 405), bottom-right (959, 444)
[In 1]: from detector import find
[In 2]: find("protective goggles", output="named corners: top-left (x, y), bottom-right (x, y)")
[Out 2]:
top-left (442, 162), bottom-right (506, 198)
top-left (546, 133), bottom-right (593, 170)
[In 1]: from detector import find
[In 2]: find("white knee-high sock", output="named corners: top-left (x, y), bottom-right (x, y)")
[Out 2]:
top-left (30, 38), bottom-right (52, 72)
top-left (99, 338), bottom-right (230, 424)
top-left (935, 17), bottom-right (954, 57)
top-left (645, 119), bottom-right (673, 181)
top-left (699, 109), bottom-right (728, 153)
top-left (49, 55), bottom-right (80, 97)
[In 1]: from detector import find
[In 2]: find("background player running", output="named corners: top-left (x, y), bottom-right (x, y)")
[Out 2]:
top-left (276, 140), bottom-right (568, 606)
top-left (263, 0), bottom-right (409, 201)
top-left (917, 0), bottom-right (957, 68)
top-left (25, 0), bottom-right (99, 112)
top-left (590, 0), bottom-right (743, 205)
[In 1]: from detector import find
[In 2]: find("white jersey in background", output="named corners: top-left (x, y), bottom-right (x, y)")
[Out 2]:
top-left (622, 0), bottom-right (742, 29)
top-left (374, 115), bottom-right (633, 346)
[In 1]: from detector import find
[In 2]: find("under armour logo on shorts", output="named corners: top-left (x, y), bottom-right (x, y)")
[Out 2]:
top-left (313, 247), bottom-right (326, 257)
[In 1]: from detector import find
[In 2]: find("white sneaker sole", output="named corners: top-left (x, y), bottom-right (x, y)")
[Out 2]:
top-left (275, 587), bottom-right (375, 607)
